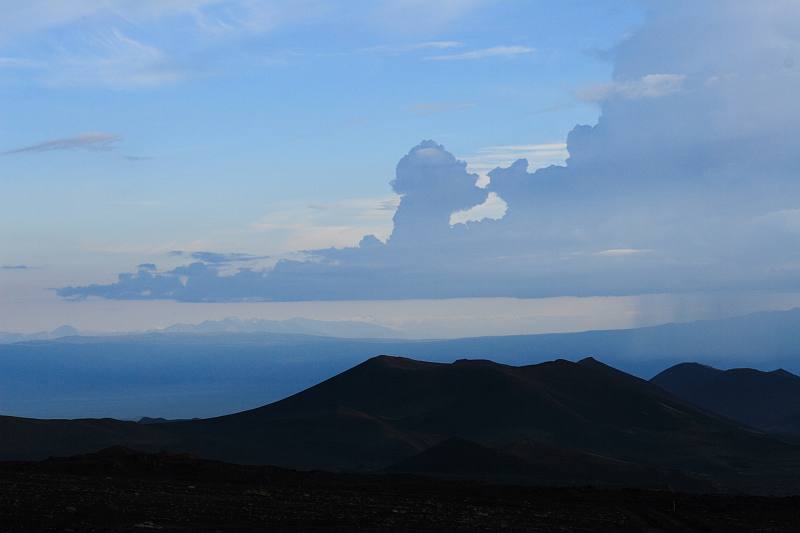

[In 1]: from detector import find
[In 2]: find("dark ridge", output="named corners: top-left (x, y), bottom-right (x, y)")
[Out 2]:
top-left (138, 417), bottom-right (170, 425)
top-left (652, 363), bottom-right (800, 437)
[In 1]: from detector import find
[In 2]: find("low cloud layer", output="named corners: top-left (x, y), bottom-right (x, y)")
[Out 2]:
top-left (59, 1), bottom-right (800, 302)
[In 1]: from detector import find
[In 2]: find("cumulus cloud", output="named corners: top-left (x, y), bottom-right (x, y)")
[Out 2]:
top-left (59, 0), bottom-right (800, 302)
top-left (3, 133), bottom-right (120, 155)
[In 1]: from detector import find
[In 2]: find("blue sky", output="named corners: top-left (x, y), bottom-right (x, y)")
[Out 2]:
top-left (1, 1), bottom-right (636, 261)
top-left (4, 1), bottom-right (800, 335)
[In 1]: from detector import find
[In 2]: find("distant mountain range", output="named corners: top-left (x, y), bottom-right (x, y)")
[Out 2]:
top-left (5, 307), bottom-right (800, 419)
top-left (6, 306), bottom-right (800, 360)
top-left (403, 306), bottom-right (800, 377)
top-left (0, 325), bottom-right (79, 344)
top-left (0, 317), bottom-right (401, 345)
top-left (158, 317), bottom-right (401, 338)
top-left (3, 355), bottom-right (800, 493)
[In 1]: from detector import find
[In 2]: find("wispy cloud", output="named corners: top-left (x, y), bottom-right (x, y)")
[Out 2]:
top-left (307, 196), bottom-right (400, 215)
top-left (408, 101), bottom-right (475, 115)
top-left (169, 251), bottom-right (270, 265)
top-left (3, 132), bottom-right (120, 155)
top-left (359, 41), bottom-right (463, 55)
top-left (578, 74), bottom-right (686, 101)
top-left (0, 57), bottom-right (37, 68)
top-left (461, 142), bottom-right (568, 185)
top-left (1, 264), bottom-right (29, 270)
top-left (0, 1), bottom-right (221, 42)
top-left (114, 200), bottom-right (163, 208)
top-left (0, 2), bottom-right (276, 88)
top-left (252, 196), bottom-right (399, 251)
top-left (368, 0), bottom-right (487, 33)
top-left (41, 29), bottom-right (187, 88)
top-left (0, 2), bottom-right (485, 89)
top-left (426, 45), bottom-right (534, 61)
top-left (594, 249), bottom-right (654, 257)
top-left (751, 209), bottom-right (800, 234)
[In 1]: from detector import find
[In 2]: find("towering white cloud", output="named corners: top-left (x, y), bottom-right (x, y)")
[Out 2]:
top-left (60, 0), bottom-right (800, 302)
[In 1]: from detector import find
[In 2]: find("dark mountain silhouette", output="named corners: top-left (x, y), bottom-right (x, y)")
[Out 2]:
top-left (652, 363), bottom-right (800, 437)
top-left (397, 306), bottom-right (800, 377)
top-left (4, 355), bottom-right (800, 492)
top-left (0, 416), bottom-right (176, 461)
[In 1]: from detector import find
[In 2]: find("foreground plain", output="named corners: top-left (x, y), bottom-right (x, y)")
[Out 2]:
top-left (1, 448), bottom-right (800, 532)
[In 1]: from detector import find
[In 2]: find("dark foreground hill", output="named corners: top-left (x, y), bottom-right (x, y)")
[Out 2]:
top-left (3, 356), bottom-right (800, 493)
top-left (652, 363), bottom-right (800, 437)
top-left (3, 448), bottom-right (800, 533)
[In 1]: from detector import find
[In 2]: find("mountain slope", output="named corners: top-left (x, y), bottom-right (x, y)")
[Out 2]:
top-left (3, 355), bottom-right (800, 492)
top-left (652, 363), bottom-right (800, 437)
top-left (0, 416), bottom-right (175, 460)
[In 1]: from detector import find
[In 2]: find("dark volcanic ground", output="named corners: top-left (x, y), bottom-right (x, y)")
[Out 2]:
top-left (1, 449), bottom-right (799, 532)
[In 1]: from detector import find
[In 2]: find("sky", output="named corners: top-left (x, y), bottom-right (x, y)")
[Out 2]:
top-left (3, 1), bottom-right (800, 335)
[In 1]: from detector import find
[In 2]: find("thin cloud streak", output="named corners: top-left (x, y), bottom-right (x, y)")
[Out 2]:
top-left (408, 101), bottom-right (475, 115)
top-left (359, 41), bottom-right (463, 55)
top-left (426, 45), bottom-right (534, 61)
top-left (461, 142), bottom-right (568, 184)
top-left (171, 251), bottom-right (271, 265)
top-left (578, 74), bottom-right (687, 101)
top-left (3, 133), bottom-right (120, 155)
top-left (0, 57), bottom-right (37, 68)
